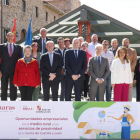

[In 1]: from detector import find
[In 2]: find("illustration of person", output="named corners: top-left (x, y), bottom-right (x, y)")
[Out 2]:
top-left (112, 105), bottom-right (134, 139)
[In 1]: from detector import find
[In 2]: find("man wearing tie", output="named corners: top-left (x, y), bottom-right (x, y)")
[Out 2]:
top-left (54, 37), bottom-right (67, 101)
top-left (0, 32), bottom-right (23, 100)
top-left (88, 44), bottom-right (110, 101)
top-left (40, 41), bottom-right (62, 101)
top-left (65, 38), bottom-right (87, 101)
top-left (33, 28), bottom-right (53, 54)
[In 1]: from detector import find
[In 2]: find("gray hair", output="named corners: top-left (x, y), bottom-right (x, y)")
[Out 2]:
top-left (81, 41), bottom-right (89, 47)
top-left (111, 38), bottom-right (118, 43)
top-left (57, 37), bottom-right (64, 44)
top-left (46, 41), bottom-right (54, 46)
top-left (122, 38), bottom-right (129, 42)
top-left (95, 44), bottom-right (103, 49)
top-left (40, 28), bottom-right (47, 33)
top-left (72, 38), bottom-right (80, 44)
top-left (91, 34), bottom-right (98, 39)
top-left (6, 32), bottom-right (14, 36)
top-left (23, 45), bottom-right (32, 52)
top-left (78, 37), bottom-right (84, 40)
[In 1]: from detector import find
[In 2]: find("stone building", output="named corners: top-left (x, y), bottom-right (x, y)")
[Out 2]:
top-left (0, 0), bottom-right (81, 43)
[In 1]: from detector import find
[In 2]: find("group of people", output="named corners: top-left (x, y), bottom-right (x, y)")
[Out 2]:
top-left (0, 27), bottom-right (139, 102)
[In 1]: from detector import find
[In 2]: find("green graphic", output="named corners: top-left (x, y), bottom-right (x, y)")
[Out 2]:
top-left (73, 102), bottom-right (115, 123)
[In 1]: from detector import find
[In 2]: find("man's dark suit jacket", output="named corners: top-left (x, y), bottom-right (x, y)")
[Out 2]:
top-left (33, 36), bottom-right (53, 53)
top-left (0, 43), bottom-right (23, 74)
top-left (40, 52), bottom-right (62, 83)
top-left (54, 48), bottom-right (67, 67)
top-left (65, 49), bottom-right (87, 82)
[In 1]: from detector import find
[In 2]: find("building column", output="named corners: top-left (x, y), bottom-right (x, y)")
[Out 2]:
top-left (78, 21), bottom-right (90, 42)
top-left (78, 21), bottom-right (83, 37)
top-left (86, 21), bottom-right (90, 43)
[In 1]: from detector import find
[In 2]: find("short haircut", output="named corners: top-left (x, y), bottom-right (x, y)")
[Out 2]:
top-left (122, 38), bottom-right (129, 42)
top-left (91, 34), bottom-right (98, 39)
top-left (40, 28), bottom-right (47, 33)
top-left (78, 37), bottom-right (84, 40)
top-left (64, 38), bottom-right (71, 43)
top-left (23, 45), bottom-right (32, 52)
top-left (111, 38), bottom-right (118, 43)
top-left (6, 32), bottom-right (14, 36)
top-left (102, 40), bottom-right (109, 44)
top-left (72, 38), bottom-right (79, 44)
top-left (95, 44), bottom-right (103, 49)
top-left (57, 37), bottom-right (64, 44)
top-left (46, 41), bottom-right (54, 46)
top-left (81, 41), bottom-right (89, 47)
top-left (31, 42), bottom-right (40, 52)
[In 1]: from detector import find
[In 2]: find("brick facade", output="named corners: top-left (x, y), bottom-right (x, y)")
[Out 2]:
top-left (0, 0), bottom-right (81, 43)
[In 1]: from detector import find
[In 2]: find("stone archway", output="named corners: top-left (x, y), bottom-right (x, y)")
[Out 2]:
top-left (21, 29), bottom-right (27, 40)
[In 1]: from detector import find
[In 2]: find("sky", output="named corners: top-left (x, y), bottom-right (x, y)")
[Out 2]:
top-left (80, 0), bottom-right (140, 31)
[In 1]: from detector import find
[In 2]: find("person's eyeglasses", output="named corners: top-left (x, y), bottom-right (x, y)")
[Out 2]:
top-left (103, 44), bottom-right (109, 46)
top-left (82, 45), bottom-right (88, 48)
top-left (65, 42), bottom-right (70, 44)
top-left (24, 50), bottom-right (31, 53)
top-left (32, 45), bottom-right (37, 48)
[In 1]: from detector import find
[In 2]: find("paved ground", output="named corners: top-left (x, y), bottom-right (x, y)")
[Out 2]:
top-left (0, 81), bottom-right (137, 101)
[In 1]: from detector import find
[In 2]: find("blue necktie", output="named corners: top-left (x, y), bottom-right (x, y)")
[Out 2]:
top-left (43, 39), bottom-right (46, 54)
top-left (75, 50), bottom-right (78, 62)
top-left (75, 50), bottom-right (78, 74)
top-left (98, 56), bottom-right (101, 67)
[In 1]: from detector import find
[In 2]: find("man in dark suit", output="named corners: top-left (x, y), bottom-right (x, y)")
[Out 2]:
top-left (88, 44), bottom-right (110, 101)
top-left (33, 28), bottom-right (53, 54)
top-left (0, 32), bottom-right (23, 100)
top-left (54, 37), bottom-right (67, 101)
top-left (65, 38), bottom-right (87, 101)
top-left (40, 41), bottom-right (62, 101)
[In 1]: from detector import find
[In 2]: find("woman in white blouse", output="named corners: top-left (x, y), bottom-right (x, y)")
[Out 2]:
top-left (111, 46), bottom-right (132, 101)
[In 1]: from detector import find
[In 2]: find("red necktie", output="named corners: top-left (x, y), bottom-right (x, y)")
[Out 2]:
top-left (9, 43), bottom-right (13, 57)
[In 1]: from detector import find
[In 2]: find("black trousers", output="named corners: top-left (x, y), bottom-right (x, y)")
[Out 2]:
top-left (1, 72), bottom-right (17, 100)
top-left (43, 81), bottom-right (59, 101)
top-left (19, 86), bottom-right (35, 101)
top-left (136, 79), bottom-right (140, 101)
top-left (83, 74), bottom-right (90, 97)
top-left (65, 80), bottom-right (83, 101)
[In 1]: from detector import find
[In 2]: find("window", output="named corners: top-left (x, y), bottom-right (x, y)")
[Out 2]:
top-left (21, 29), bottom-right (26, 40)
top-left (4, 30), bottom-right (9, 43)
top-left (46, 12), bottom-right (48, 21)
top-left (22, 0), bottom-right (26, 12)
top-left (35, 7), bottom-right (38, 17)
top-left (4, 0), bottom-right (9, 5)
top-left (54, 16), bottom-right (56, 21)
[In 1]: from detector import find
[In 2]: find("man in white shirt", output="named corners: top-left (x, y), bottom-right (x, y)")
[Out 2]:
top-left (102, 40), bottom-right (114, 101)
top-left (88, 34), bottom-right (100, 57)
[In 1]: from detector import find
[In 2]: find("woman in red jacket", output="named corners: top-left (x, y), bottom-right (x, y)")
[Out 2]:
top-left (81, 42), bottom-right (92, 101)
top-left (13, 45), bottom-right (41, 101)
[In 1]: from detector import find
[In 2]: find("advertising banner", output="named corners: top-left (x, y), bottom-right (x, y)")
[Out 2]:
top-left (0, 102), bottom-right (140, 139)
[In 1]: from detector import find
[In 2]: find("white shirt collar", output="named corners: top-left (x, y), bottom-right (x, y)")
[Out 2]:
top-left (95, 54), bottom-right (101, 58)
top-left (92, 42), bottom-right (98, 45)
top-left (7, 42), bottom-right (14, 45)
top-left (42, 37), bottom-right (46, 41)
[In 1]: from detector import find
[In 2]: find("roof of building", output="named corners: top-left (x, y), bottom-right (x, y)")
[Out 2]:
top-left (43, 1), bottom-right (65, 15)
top-left (85, 129), bottom-right (94, 134)
top-left (77, 122), bottom-right (88, 128)
top-left (17, 4), bottom-right (140, 47)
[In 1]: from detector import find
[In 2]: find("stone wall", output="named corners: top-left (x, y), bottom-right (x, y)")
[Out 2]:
top-left (46, 0), bottom-right (81, 13)
top-left (0, 0), bottom-right (64, 43)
